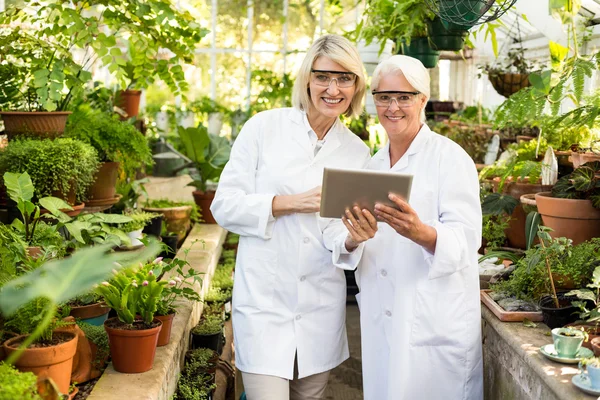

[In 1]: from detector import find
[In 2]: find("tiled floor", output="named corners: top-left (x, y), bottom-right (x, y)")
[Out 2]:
top-left (324, 303), bottom-right (363, 400)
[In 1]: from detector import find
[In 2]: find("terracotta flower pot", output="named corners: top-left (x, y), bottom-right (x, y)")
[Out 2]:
top-left (571, 152), bottom-right (600, 169)
top-left (0, 111), bottom-right (72, 139)
top-left (26, 246), bottom-right (43, 259)
top-left (118, 90), bottom-right (142, 118)
top-left (104, 317), bottom-right (162, 373)
top-left (142, 205), bottom-right (192, 242)
top-left (155, 313), bottom-right (176, 347)
top-left (591, 336), bottom-right (600, 356)
top-left (87, 162), bottom-right (120, 201)
top-left (69, 302), bottom-right (110, 326)
top-left (535, 192), bottom-right (600, 245)
top-left (491, 178), bottom-right (552, 249)
top-left (3, 331), bottom-right (78, 395)
top-left (192, 190), bottom-right (216, 224)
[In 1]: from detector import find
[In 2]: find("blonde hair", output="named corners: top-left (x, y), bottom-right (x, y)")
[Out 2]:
top-left (371, 55), bottom-right (430, 122)
top-left (292, 34), bottom-right (366, 118)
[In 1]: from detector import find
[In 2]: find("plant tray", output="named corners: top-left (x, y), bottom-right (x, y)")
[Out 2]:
top-left (480, 289), bottom-right (543, 322)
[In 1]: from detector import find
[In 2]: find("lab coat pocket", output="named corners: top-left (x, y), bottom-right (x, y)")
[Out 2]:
top-left (236, 248), bottom-right (278, 308)
top-left (409, 289), bottom-right (467, 347)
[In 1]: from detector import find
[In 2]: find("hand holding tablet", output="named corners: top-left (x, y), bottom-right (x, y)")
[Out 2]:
top-left (319, 167), bottom-right (413, 218)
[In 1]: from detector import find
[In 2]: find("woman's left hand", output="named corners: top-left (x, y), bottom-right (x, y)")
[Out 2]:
top-left (374, 193), bottom-right (437, 253)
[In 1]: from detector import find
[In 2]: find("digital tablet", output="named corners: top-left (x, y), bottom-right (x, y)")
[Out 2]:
top-left (319, 167), bottom-right (413, 218)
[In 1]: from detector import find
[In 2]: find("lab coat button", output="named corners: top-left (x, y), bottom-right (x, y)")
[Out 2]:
top-left (380, 269), bottom-right (387, 277)
top-left (295, 315), bottom-right (302, 320)
top-left (385, 310), bottom-right (392, 317)
top-left (300, 276), bottom-right (306, 282)
top-left (303, 237), bottom-right (310, 243)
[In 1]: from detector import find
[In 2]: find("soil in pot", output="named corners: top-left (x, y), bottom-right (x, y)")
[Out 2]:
top-left (103, 317), bottom-right (162, 373)
top-left (539, 294), bottom-right (579, 329)
top-left (156, 313), bottom-right (175, 347)
top-left (3, 331), bottom-right (78, 395)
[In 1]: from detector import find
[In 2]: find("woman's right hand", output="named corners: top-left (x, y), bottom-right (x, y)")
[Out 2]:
top-left (272, 186), bottom-right (322, 217)
top-left (342, 206), bottom-right (378, 251)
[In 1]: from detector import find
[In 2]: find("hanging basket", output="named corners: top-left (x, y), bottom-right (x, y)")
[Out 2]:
top-left (427, 16), bottom-right (468, 51)
top-left (488, 72), bottom-right (531, 98)
top-left (424, 0), bottom-right (518, 27)
top-left (399, 37), bottom-right (440, 69)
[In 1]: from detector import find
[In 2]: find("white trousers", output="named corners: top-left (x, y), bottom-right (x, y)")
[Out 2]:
top-left (242, 355), bottom-right (330, 400)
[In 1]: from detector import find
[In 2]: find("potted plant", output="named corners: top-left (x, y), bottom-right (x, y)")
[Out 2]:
top-left (64, 106), bottom-right (153, 201)
top-left (176, 363), bottom-right (217, 400)
top-left (355, 0), bottom-right (439, 68)
top-left (483, 47), bottom-right (534, 98)
top-left (2, 299), bottom-right (78, 395)
top-left (191, 315), bottom-right (224, 352)
top-left (566, 257), bottom-right (600, 351)
top-left (142, 199), bottom-right (199, 242)
top-left (159, 221), bottom-right (179, 259)
top-left (0, 138), bottom-right (99, 206)
top-left (0, 362), bottom-right (42, 400)
top-left (96, 263), bottom-right (167, 373)
top-left (0, 29), bottom-right (90, 137)
top-left (3, 1), bottom-right (208, 121)
top-left (184, 347), bottom-right (219, 381)
top-left (150, 256), bottom-right (203, 346)
top-left (534, 161), bottom-right (600, 245)
top-left (67, 291), bottom-right (110, 327)
top-left (178, 125), bottom-right (231, 224)
top-left (118, 210), bottom-right (157, 248)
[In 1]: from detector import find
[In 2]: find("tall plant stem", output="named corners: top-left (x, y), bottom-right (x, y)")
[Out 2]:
top-left (540, 239), bottom-right (560, 308)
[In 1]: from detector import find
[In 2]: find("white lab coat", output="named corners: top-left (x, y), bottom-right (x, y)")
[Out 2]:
top-left (210, 107), bottom-right (371, 379)
top-left (327, 124), bottom-right (484, 400)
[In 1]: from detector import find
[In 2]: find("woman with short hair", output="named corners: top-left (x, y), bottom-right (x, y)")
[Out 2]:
top-left (210, 34), bottom-right (371, 400)
top-left (331, 55), bottom-right (484, 400)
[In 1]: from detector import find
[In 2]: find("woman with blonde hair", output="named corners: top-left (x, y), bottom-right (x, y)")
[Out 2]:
top-left (211, 34), bottom-right (371, 400)
top-left (330, 55), bottom-right (484, 399)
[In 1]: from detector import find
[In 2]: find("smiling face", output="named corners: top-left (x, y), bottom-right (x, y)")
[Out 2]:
top-left (308, 56), bottom-right (356, 119)
top-left (375, 72), bottom-right (427, 141)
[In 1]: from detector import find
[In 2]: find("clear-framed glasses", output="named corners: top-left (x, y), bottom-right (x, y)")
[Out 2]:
top-left (372, 91), bottom-right (421, 108)
top-left (310, 69), bottom-right (357, 88)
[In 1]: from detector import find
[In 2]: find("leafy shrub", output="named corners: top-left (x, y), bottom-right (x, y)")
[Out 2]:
top-left (65, 106), bottom-right (153, 181)
top-left (0, 138), bottom-right (99, 203)
top-left (192, 315), bottom-right (223, 336)
top-left (144, 198), bottom-right (200, 222)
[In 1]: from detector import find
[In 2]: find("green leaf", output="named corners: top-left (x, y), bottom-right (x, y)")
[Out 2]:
top-left (481, 193), bottom-right (519, 216)
top-left (39, 197), bottom-right (73, 218)
top-left (4, 172), bottom-right (35, 202)
top-left (525, 211), bottom-right (542, 250)
top-left (178, 126), bottom-right (210, 164)
top-left (0, 240), bottom-right (161, 316)
top-left (549, 41), bottom-right (569, 71)
top-left (65, 220), bottom-right (93, 243)
top-left (529, 70), bottom-right (552, 95)
top-left (566, 289), bottom-right (597, 302)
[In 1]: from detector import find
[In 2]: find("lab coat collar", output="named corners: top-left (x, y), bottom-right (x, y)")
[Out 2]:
top-left (289, 108), bottom-right (343, 161)
top-left (373, 123), bottom-right (433, 171)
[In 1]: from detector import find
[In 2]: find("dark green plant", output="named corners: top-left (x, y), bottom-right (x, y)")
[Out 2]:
top-left (249, 70), bottom-right (293, 116)
top-left (568, 262), bottom-right (600, 325)
top-left (192, 315), bottom-right (223, 336)
top-left (67, 291), bottom-right (102, 307)
top-left (185, 348), bottom-right (217, 372)
top-left (65, 106), bottom-right (153, 182)
top-left (77, 321), bottom-right (110, 369)
top-left (0, 362), bottom-right (41, 400)
top-left (551, 161), bottom-right (600, 208)
top-left (178, 125), bottom-right (232, 193)
top-left (0, 28), bottom-right (91, 111)
top-left (3, 298), bottom-right (70, 343)
top-left (0, 138), bottom-right (99, 203)
top-left (175, 372), bottom-right (215, 400)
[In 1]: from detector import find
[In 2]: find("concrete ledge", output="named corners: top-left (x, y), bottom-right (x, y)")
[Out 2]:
top-left (87, 224), bottom-right (227, 400)
top-left (482, 306), bottom-right (590, 400)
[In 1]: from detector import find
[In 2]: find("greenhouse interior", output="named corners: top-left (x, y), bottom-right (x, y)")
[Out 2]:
top-left (1, 0), bottom-right (600, 399)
